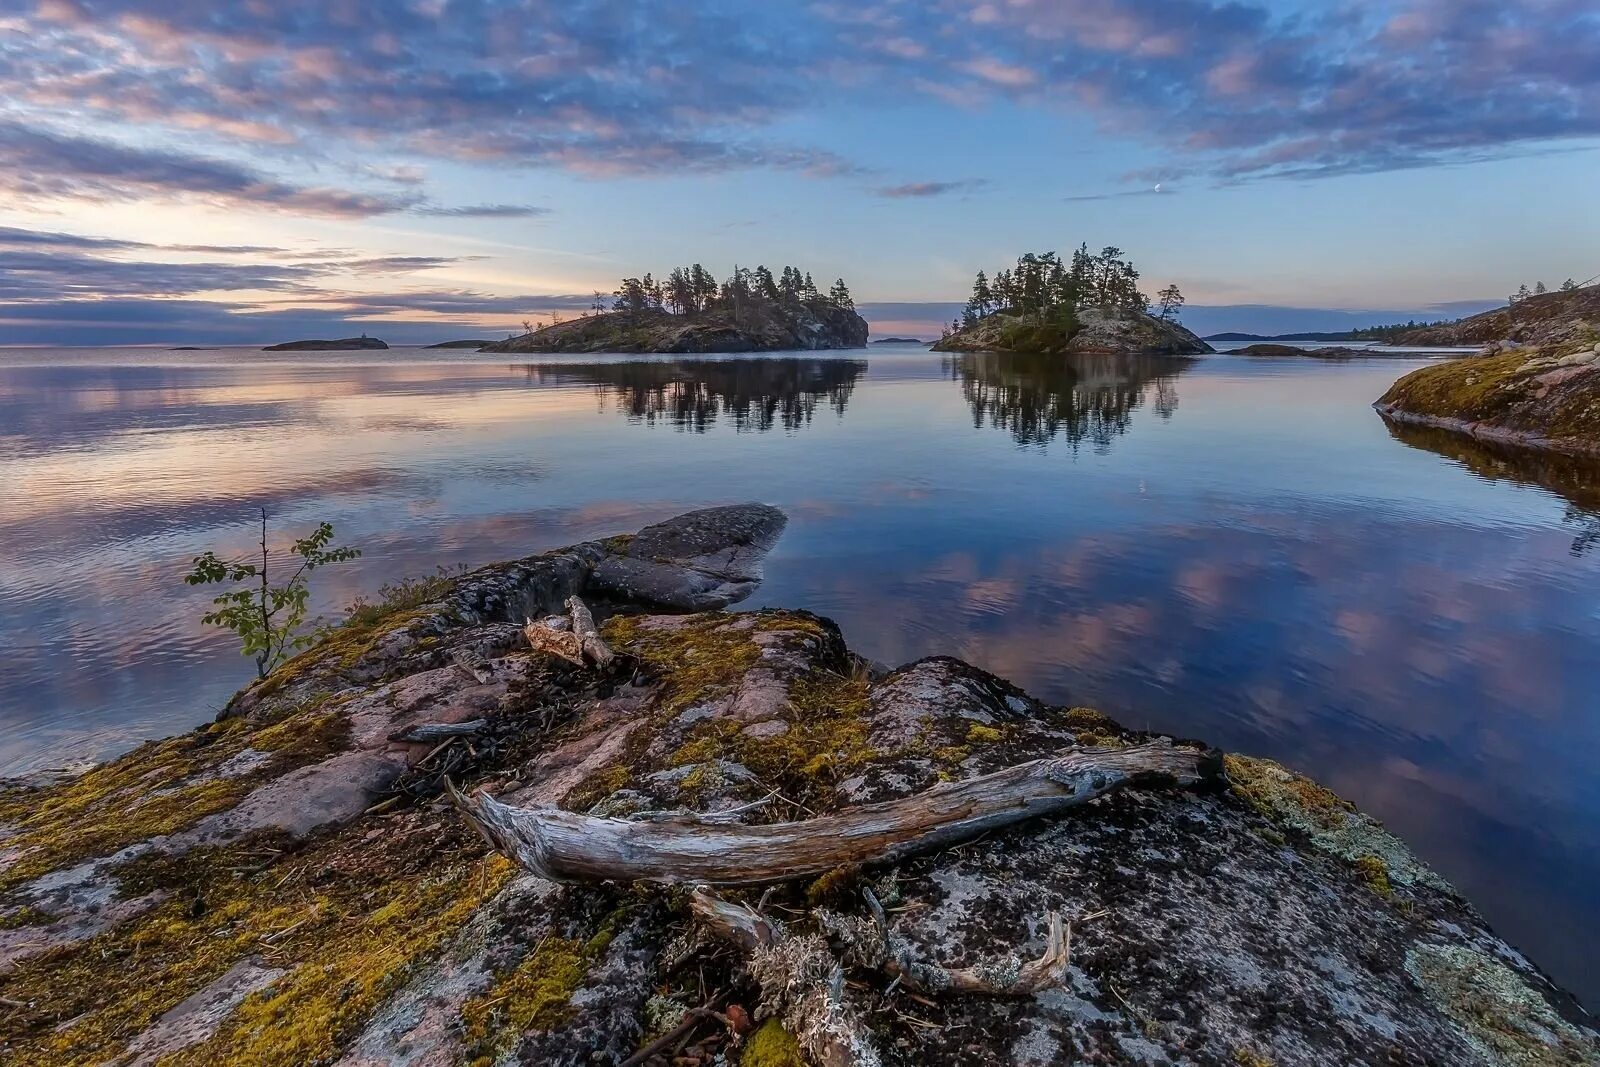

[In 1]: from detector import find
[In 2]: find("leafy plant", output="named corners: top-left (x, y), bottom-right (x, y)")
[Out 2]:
top-left (186, 509), bottom-right (361, 679)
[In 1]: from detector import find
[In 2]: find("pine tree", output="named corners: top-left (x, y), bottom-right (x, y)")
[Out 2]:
top-left (754, 265), bottom-right (780, 303)
top-left (966, 270), bottom-right (994, 320)
top-left (828, 279), bottom-right (854, 309)
top-left (1534, 281), bottom-right (1547, 295)
top-left (1156, 283), bottom-right (1185, 321)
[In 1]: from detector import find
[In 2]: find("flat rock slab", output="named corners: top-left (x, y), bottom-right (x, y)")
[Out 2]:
top-left (590, 503), bottom-right (787, 609)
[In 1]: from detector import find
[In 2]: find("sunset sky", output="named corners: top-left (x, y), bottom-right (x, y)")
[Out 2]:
top-left (2, 0), bottom-right (1597, 345)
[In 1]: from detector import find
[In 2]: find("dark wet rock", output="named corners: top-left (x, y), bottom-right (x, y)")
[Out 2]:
top-left (1, 507), bottom-right (1594, 1066)
top-left (262, 336), bottom-right (389, 351)
top-left (590, 503), bottom-right (788, 610)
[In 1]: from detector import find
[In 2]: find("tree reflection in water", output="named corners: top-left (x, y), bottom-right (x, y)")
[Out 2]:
top-left (519, 357), bottom-right (866, 433)
top-left (943, 350), bottom-right (1194, 450)
top-left (1383, 421), bottom-right (1600, 557)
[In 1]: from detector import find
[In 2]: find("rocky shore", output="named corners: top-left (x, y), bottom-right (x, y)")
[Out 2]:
top-left (932, 308), bottom-right (1212, 357)
top-left (1394, 285), bottom-right (1600, 349)
top-left (1376, 340), bottom-right (1600, 457)
top-left (482, 305), bottom-right (868, 355)
top-left (2, 507), bottom-right (1595, 1066)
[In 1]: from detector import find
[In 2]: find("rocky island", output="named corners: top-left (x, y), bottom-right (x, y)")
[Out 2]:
top-left (2, 506), bottom-right (1594, 1067)
top-left (931, 249), bottom-right (1211, 357)
top-left (1235, 343), bottom-right (1358, 358)
top-left (483, 266), bottom-right (868, 354)
top-left (262, 336), bottom-right (389, 352)
top-left (1376, 339), bottom-right (1600, 456)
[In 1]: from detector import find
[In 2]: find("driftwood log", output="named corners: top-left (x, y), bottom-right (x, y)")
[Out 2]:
top-left (523, 595), bottom-right (615, 668)
top-left (453, 741), bottom-right (1218, 886)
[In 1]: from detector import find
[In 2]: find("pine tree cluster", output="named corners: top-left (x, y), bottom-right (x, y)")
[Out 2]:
top-left (607, 265), bottom-right (854, 321)
top-left (958, 246), bottom-right (1156, 332)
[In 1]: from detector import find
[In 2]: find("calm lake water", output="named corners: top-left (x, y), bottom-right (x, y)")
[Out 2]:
top-left (2, 343), bottom-right (1597, 1006)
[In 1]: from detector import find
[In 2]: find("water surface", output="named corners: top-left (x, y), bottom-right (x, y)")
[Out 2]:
top-left (2, 343), bottom-right (1596, 1006)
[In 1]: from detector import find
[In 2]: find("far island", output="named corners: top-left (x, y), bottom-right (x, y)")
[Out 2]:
top-left (262, 335), bottom-right (388, 352)
top-left (482, 265), bottom-right (868, 354)
top-left (931, 247), bottom-right (1211, 356)
top-left (424, 339), bottom-right (492, 349)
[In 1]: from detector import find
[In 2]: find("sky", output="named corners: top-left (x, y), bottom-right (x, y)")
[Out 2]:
top-left (1, 0), bottom-right (1598, 345)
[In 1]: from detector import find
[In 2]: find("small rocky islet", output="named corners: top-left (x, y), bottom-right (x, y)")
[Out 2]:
top-left (262, 336), bottom-right (390, 352)
top-left (1, 506), bottom-right (1594, 1067)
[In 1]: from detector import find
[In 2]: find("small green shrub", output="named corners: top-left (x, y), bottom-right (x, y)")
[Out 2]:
top-left (186, 509), bottom-right (360, 679)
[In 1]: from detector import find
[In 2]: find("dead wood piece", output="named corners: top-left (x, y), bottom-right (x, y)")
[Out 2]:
top-left (691, 890), bottom-right (881, 1067)
top-left (523, 595), bottom-right (615, 667)
top-left (453, 741), bottom-right (1218, 886)
top-left (524, 615), bottom-right (585, 665)
top-left (566, 595), bottom-right (616, 667)
top-left (388, 719), bottom-right (487, 744)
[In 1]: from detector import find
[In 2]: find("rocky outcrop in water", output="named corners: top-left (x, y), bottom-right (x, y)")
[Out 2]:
top-left (1376, 339), bottom-right (1600, 456)
top-left (262, 336), bottom-right (389, 351)
top-left (1236, 343), bottom-right (1371, 359)
top-left (482, 304), bottom-right (868, 355)
top-left (1, 507), bottom-right (1594, 1066)
top-left (933, 307), bottom-right (1211, 357)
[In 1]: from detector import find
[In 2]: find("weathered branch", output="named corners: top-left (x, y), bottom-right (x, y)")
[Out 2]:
top-left (566, 595), bottom-right (615, 668)
top-left (522, 595), bottom-right (614, 667)
top-left (453, 741), bottom-right (1218, 886)
top-left (388, 719), bottom-right (486, 744)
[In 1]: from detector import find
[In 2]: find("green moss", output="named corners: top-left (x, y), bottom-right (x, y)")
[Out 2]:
top-left (805, 864), bottom-right (859, 908)
top-left (966, 723), bottom-right (1004, 744)
top-left (0, 821), bottom-right (514, 1067)
top-left (1233, 1049), bottom-right (1275, 1067)
top-left (1064, 706), bottom-right (1111, 729)
top-left (1380, 349), bottom-right (1600, 443)
top-left (1225, 754), bottom-right (1449, 892)
top-left (0, 904), bottom-right (55, 930)
top-left (252, 607), bottom-right (431, 699)
top-left (1354, 854), bottom-right (1392, 897)
top-left (603, 613), bottom-right (764, 716)
top-left (566, 764), bottom-right (632, 812)
top-left (612, 612), bottom-right (877, 810)
top-left (1380, 352), bottom-right (1541, 421)
top-left (460, 912), bottom-right (622, 1064)
top-left (0, 698), bottom-right (347, 896)
top-left (1406, 943), bottom-right (1600, 1067)
top-left (742, 1018), bottom-right (805, 1067)
top-left (1225, 753), bottom-right (1354, 829)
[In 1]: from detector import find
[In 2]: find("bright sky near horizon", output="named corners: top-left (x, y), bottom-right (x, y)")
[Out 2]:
top-left (2, 0), bottom-right (1597, 345)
